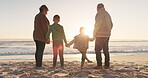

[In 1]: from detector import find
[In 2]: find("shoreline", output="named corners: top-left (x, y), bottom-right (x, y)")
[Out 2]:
top-left (0, 53), bottom-right (147, 64)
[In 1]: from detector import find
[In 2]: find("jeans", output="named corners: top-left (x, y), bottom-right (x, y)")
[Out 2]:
top-left (35, 40), bottom-right (45, 67)
top-left (95, 37), bottom-right (110, 66)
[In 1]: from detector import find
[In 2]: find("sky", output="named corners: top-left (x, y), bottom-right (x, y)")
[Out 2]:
top-left (0, 0), bottom-right (148, 40)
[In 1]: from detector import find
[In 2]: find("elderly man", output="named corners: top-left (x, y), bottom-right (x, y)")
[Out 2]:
top-left (93, 3), bottom-right (113, 69)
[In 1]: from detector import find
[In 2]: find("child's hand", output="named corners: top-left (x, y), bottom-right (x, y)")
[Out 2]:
top-left (90, 37), bottom-right (95, 42)
top-left (65, 44), bottom-right (70, 47)
top-left (46, 40), bottom-right (50, 44)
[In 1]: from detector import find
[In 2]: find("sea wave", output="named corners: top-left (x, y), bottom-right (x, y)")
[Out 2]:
top-left (0, 40), bottom-right (148, 56)
top-left (0, 49), bottom-right (147, 56)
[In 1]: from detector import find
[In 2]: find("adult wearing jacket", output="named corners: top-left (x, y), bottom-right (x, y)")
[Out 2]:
top-left (33, 5), bottom-right (50, 67)
top-left (93, 3), bottom-right (113, 69)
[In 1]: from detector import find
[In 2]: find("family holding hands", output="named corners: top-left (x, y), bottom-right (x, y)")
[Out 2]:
top-left (33, 3), bottom-right (113, 69)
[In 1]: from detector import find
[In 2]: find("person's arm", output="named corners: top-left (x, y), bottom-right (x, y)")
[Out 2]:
top-left (68, 39), bottom-right (75, 45)
top-left (62, 27), bottom-right (67, 44)
top-left (93, 12), bottom-right (103, 37)
top-left (89, 37), bottom-right (95, 42)
top-left (45, 27), bottom-right (52, 40)
top-left (111, 20), bottom-right (113, 29)
top-left (87, 36), bottom-right (95, 42)
top-left (66, 38), bottom-right (75, 47)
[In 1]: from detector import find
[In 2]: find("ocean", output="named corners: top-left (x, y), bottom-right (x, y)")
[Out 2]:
top-left (0, 40), bottom-right (148, 56)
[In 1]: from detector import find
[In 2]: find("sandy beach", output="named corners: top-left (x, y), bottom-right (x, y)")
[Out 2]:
top-left (0, 53), bottom-right (148, 78)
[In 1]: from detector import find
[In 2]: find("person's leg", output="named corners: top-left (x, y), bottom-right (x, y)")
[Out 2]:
top-left (59, 44), bottom-right (64, 68)
top-left (81, 50), bottom-right (92, 63)
top-left (95, 37), bottom-right (103, 66)
top-left (81, 61), bottom-right (85, 68)
top-left (35, 40), bottom-right (45, 67)
top-left (53, 46), bottom-right (58, 68)
top-left (103, 37), bottom-right (110, 67)
top-left (79, 50), bottom-right (85, 68)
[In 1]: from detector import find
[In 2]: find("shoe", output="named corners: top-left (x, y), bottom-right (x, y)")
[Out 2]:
top-left (103, 66), bottom-right (110, 69)
top-left (61, 66), bottom-right (64, 69)
top-left (53, 66), bottom-right (57, 69)
top-left (35, 66), bottom-right (44, 69)
top-left (88, 61), bottom-right (93, 63)
top-left (93, 66), bottom-right (103, 69)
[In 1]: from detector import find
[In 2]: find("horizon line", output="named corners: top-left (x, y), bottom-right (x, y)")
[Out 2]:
top-left (0, 38), bottom-right (148, 41)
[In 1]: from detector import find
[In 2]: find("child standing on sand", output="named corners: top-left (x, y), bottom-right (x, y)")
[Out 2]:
top-left (45, 15), bottom-right (67, 69)
top-left (66, 27), bottom-right (94, 68)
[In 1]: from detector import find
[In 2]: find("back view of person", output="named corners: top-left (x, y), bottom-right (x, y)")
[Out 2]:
top-left (66, 27), bottom-right (94, 68)
top-left (93, 3), bottom-right (113, 69)
top-left (45, 15), bottom-right (67, 69)
top-left (33, 5), bottom-right (50, 67)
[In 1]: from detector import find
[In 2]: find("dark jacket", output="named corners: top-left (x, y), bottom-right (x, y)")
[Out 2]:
top-left (33, 13), bottom-right (50, 42)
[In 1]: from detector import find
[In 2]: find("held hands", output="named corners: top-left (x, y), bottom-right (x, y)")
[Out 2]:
top-left (93, 33), bottom-right (97, 38)
top-left (46, 39), bottom-right (50, 44)
top-left (90, 37), bottom-right (96, 42)
top-left (65, 44), bottom-right (70, 47)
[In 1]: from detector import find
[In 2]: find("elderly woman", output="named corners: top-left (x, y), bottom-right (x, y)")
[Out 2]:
top-left (33, 5), bottom-right (50, 67)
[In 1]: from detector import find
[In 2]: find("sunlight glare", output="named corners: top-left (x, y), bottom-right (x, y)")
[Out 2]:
top-left (83, 25), bottom-right (93, 38)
